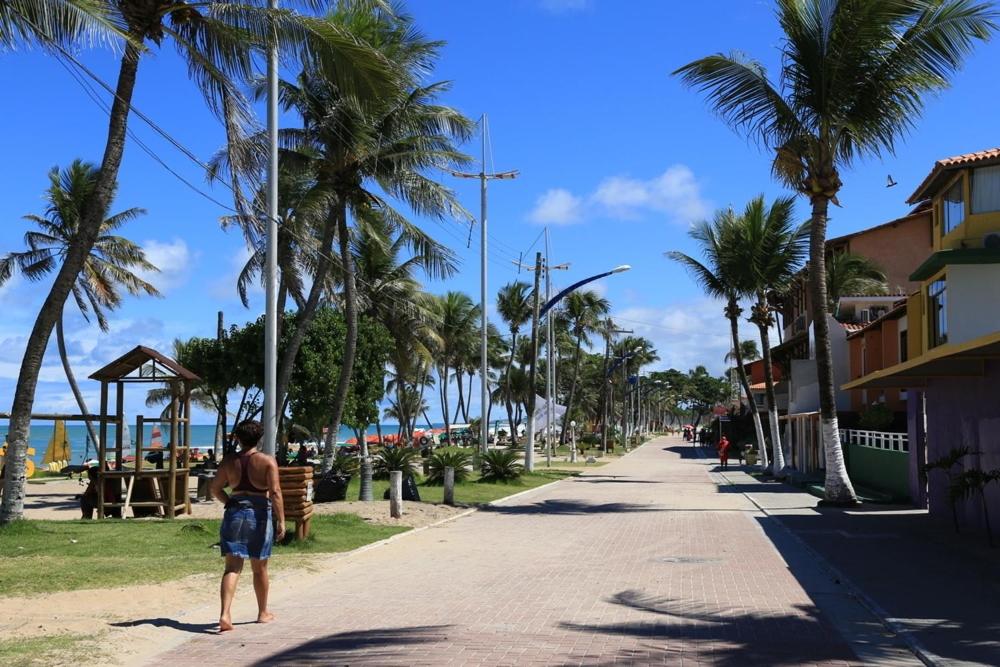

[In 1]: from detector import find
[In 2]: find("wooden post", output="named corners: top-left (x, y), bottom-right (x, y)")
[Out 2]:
top-left (183, 383), bottom-right (192, 515)
top-left (443, 466), bottom-right (455, 506)
top-left (389, 470), bottom-right (403, 518)
top-left (168, 382), bottom-right (179, 518)
top-left (115, 381), bottom-right (124, 472)
top-left (97, 381), bottom-right (108, 520)
top-left (135, 415), bottom-right (144, 476)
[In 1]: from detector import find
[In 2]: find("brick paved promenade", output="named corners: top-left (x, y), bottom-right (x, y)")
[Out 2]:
top-left (153, 437), bottom-right (907, 666)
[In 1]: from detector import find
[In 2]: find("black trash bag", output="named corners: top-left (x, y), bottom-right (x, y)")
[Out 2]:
top-left (382, 475), bottom-right (421, 502)
top-left (314, 474), bottom-right (352, 503)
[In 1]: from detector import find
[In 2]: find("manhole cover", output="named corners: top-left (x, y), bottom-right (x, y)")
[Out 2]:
top-left (655, 556), bottom-right (721, 564)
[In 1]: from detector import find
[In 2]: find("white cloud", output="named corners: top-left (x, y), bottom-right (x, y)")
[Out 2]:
top-left (528, 188), bottom-right (583, 225)
top-left (539, 0), bottom-right (590, 13)
top-left (612, 299), bottom-right (733, 375)
top-left (528, 165), bottom-right (710, 227)
top-left (208, 244), bottom-right (258, 304)
top-left (139, 239), bottom-right (193, 292)
top-left (592, 165), bottom-right (710, 223)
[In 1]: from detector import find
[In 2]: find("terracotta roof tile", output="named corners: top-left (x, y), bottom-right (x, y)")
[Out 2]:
top-left (840, 322), bottom-right (867, 332)
top-left (908, 147), bottom-right (1000, 203)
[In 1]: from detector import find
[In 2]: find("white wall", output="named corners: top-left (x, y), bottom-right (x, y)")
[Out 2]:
top-left (948, 264), bottom-right (1000, 345)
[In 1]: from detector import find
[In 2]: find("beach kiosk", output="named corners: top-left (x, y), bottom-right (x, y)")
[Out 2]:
top-left (91, 346), bottom-right (200, 519)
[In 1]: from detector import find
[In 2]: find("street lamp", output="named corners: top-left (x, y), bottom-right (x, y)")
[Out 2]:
top-left (570, 419), bottom-right (577, 463)
top-left (525, 264), bottom-right (631, 472)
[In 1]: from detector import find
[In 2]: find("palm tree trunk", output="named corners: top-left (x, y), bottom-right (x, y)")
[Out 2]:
top-left (454, 369), bottom-right (464, 424)
top-left (728, 304), bottom-right (767, 470)
top-left (56, 313), bottom-right (101, 450)
top-left (464, 370), bottom-right (473, 423)
top-left (600, 332), bottom-right (611, 452)
top-left (321, 206), bottom-right (359, 475)
top-left (752, 303), bottom-right (784, 473)
top-left (560, 336), bottom-right (584, 446)
top-left (503, 331), bottom-right (518, 444)
top-left (809, 196), bottom-right (857, 504)
top-left (441, 364), bottom-right (451, 446)
top-left (276, 215), bottom-right (337, 418)
top-left (1, 41), bottom-right (142, 524)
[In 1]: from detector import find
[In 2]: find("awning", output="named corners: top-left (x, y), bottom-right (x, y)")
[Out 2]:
top-left (842, 330), bottom-right (1000, 390)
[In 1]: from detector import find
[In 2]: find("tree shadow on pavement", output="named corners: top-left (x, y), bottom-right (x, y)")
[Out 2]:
top-left (662, 446), bottom-right (707, 459)
top-left (571, 478), bottom-right (660, 484)
top-left (248, 625), bottom-right (453, 666)
top-left (480, 499), bottom-right (659, 515)
top-left (109, 618), bottom-right (234, 634)
top-left (763, 509), bottom-right (1000, 664)
top-left (559, 589), bottom-right (855, 666)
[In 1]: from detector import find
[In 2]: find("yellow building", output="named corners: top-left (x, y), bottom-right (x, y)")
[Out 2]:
top-left (844, 148), bottom-right (1000, 529)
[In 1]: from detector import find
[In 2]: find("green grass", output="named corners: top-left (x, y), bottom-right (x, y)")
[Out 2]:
top-left (343, 468), bottom-right (576, 505)
top-left (0, 514), bottom-right (407, 597)
top-left (0, 634), bottom-right (95, 666)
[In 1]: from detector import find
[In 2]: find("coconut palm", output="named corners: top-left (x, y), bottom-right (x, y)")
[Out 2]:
top-left (0, 160), bottom-right (159, 450)
top-left (1, 1), bottom-right (392, 523)
top-left (675, 0), bottom-right (995, 503)
top-left (557, 290), bottom-right (609, 445)
top-left (733, 195), bottom-right (809, 475)
top-left (496, 280), bottom-right (532, 443)
top-left (667, 210), bottom-right (769, 469)
top-left (826, 252), bottom-right (889, 307)
top-left (431, 291), bottom-right (479, 446)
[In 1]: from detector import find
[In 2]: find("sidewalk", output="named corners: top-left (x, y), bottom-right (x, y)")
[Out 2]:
top-left (150, 437), bottom-right (903, 666)
top-left (711, 460), bottom-right (1000, 666)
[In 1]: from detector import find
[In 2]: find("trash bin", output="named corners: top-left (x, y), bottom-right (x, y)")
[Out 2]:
top-left (197, 472), bottom-right (215, 502)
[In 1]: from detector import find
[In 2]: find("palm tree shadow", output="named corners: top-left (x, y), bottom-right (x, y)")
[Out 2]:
top-left (480, 499), bottom-right (658, 515)
top-left (249, 625), bottom-right (453, 666)
top-left (559, 590), bottom-right (855, 666)
top-left (109, 617), bottom-right (246, 634)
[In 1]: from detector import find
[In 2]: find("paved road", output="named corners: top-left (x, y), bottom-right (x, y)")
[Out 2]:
top-left (154, 438), bottom-right (908, 666)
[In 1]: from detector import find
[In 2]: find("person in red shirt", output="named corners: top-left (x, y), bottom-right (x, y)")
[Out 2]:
top-left (717, 435), bottom-right (731, 470)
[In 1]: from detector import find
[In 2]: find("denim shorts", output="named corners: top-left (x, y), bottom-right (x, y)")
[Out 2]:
top-left (220, 496), bottom-right (273, 560)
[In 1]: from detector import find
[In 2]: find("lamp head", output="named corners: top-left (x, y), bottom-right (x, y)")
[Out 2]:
top-left (611, 264), bottom-right (631, 274)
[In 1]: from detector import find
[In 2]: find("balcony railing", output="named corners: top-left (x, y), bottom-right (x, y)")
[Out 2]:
top-left (839, 429), bottom-right (908, 453)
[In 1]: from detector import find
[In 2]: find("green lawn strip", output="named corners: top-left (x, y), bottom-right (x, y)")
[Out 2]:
top-left (0, 633), bottom-right (95, 666)
top-left (0, 514), bottom-right (407, 597)
top-left (344, 468), bottom-right (577, 505)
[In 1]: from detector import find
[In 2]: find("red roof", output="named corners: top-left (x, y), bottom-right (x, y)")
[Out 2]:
top-left (908, 147), bottom-right (1000, 203)
top-left (840, 322), bottom-right (866, 332)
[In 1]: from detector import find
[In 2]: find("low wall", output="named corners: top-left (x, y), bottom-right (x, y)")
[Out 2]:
top-left (846, 443), bottom-right (910, 501)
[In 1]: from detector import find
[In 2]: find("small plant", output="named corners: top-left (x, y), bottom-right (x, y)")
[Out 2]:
top-left (858, 402), bottom-right (894, 431)
top-left (373, 446), bottom-right (420, 480)
top-left (923, 447), bottom-right (975, 533)
top-left (949, 468), bottom-right (1000, 547)
top-left (326, 452), bottom-right (360, 478)
top-left (479, 449), bottom-right (524, 483)
top-left (425, 449), bottom-right (473, 485)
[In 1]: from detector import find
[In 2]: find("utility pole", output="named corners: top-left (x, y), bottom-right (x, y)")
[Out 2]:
top-left (262, 0), bottom-right (279, 456)
top-left (217, 311), bottom-right (227, 456)
top-left (542, 228), bottom-right (569, 467)
top-left (451, 114), bottom-right (518, 457)
top-left (524, 252), bottom-right (543, 472)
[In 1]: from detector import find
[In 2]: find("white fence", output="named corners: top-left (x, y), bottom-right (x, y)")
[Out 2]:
top-left (839, 429), bottom-right (908, 453)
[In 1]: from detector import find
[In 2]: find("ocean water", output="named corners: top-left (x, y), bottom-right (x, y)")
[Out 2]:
top-left (1, 423), bottom-right (411, 467)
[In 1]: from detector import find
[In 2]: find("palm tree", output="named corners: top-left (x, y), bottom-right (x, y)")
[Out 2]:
top-left (431, 291), bottom-right (479, 446)
top-left (675, 0), bottom-right (995, 503)
top-left (1, 1), bottom-right (390, 523)
top-left (557, 290), bottom-right (609, 445)
top-left (668, 210), bottom-right (769, 469)
top-left (733, 195), bottom-right (809, 475)
top-left (0, 160), bottom-right (159, 450)
top-left (725, 340), bottom-right (760, 365)
top-left (826, 252), bottom-right (889, 308)
top-left (496, 281), bottom-right (532, 444)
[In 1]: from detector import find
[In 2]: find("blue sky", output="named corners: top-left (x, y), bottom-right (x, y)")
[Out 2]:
top-left (1, 0), bottom-right (998, 426)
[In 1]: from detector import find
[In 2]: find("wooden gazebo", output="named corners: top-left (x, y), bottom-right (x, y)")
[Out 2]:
top-left (90, 345), bottom-right (200, 519)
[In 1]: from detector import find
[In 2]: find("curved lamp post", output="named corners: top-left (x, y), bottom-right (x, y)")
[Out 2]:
top-left (525, 264), bottom-right (631, 472)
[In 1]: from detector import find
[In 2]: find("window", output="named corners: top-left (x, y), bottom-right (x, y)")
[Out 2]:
top-left (928, 278), bottom-right (947, 348)
top-left (942, 178), bottom-right (965, 235)
top-left (899, 329), bottom-right (908, 363)
top-left (972, 165), bottom-right (1000, 214)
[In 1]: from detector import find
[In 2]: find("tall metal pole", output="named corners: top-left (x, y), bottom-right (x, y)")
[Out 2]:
top-left (262, 0), bottom-right (279, 455)
top-left (544, 230), bottom-right (553, 467)
top-left (479, 116), bottom-right (488, 457)
top-left (524, 252), bottom-right (543, 472)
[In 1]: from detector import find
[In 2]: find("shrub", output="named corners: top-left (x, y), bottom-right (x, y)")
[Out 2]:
top-left (326, 451), bottom-right (360, 478)
top-left (479, 449), bottom-right (524, 483)
top-left (858, 402), bottom-right (894, 431)
top-left (425, 449), bottom-right (473, 485)
top-left (373, 446), bottom-right (420, 480)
